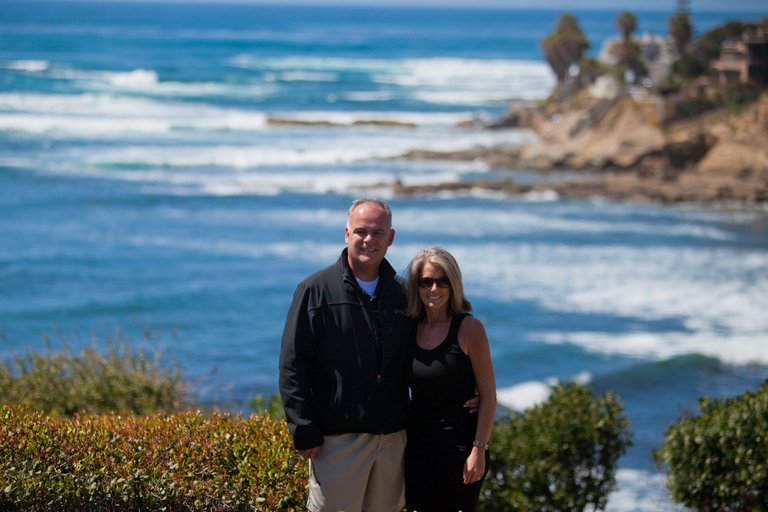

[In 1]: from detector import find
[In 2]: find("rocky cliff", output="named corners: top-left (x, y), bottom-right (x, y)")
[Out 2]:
top-left (395, 93), bottom-right (768, 204)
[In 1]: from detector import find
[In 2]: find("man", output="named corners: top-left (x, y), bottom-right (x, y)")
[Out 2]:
top-left (279, 198), bottom-right (411, 512)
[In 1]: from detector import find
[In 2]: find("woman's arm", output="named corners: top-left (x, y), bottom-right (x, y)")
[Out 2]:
top-left (459, 316), bottom-right (497, 485)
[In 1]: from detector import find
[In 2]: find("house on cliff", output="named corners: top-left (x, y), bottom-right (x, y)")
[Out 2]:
top-left (592, 33), bottom-right (675, 99)
top-left (596, 33), bottom-right (676, 88)
top-left (710, 28), bottom-right (768, 86)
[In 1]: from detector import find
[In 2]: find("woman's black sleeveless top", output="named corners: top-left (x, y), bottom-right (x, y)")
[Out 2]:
top-left (407, 313), bottom-right (477, 452)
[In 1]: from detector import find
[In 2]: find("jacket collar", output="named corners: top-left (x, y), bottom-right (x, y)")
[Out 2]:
top-left (338, 248), bottom-right (396, 286)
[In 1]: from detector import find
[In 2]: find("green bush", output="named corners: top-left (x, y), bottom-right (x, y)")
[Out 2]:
top-left (654, 380), bottom-right (768, 512)
top-left (2, 338), bottom-right (638, 510)
top-left (479, 382), bottom-right (632, 512)
top-left (0, 331), bottom-right (189, 417)
top-left (249, 394), bottom-right (285, 421)
top-left (0, 406), bottom-right (308, 511)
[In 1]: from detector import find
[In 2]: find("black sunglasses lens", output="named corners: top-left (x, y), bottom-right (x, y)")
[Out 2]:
top-left (419, 277), bottom-right (450, 288)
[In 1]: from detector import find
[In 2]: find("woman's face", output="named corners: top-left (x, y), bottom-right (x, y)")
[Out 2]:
top-left (418, 262), bottom-right (451, 312)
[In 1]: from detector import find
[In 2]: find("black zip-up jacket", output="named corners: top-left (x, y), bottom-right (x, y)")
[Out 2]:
top-left (279, 249), bottom-right (412, 450)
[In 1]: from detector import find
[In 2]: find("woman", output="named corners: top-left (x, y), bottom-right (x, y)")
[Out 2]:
top-left (404, 247), bottom-right (497, 512)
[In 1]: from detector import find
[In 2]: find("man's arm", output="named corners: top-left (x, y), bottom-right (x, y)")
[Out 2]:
top-left (278, 283), bottom-right (324, 451)
top-left (463, 387), bottom-right (481, 414)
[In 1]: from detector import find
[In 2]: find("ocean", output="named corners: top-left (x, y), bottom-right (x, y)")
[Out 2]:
top-left (1, 1), bottom-right (767, 509)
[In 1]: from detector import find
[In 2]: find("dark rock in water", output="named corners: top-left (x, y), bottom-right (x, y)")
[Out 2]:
top-left (352, 120), bottom-right (416, 127)
top-left (267, 117), bottom-right (343, 127)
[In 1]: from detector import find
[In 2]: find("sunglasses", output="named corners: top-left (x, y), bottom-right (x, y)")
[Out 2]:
top-left (418, 276), bottom-right (451, 289)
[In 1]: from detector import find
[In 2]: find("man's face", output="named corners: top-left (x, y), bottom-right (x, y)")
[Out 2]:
top-left (345, 203), bottom-right (395, 273)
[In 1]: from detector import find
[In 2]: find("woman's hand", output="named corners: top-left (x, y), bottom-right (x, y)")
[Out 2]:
top-left (462, 445), bottom-right (486, 485)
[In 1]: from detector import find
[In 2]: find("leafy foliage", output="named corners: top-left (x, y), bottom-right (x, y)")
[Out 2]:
top-left (609, 39), bottom-right (644, 84)
top-left (541, 14), bottom-right (590, 84)
top-left (478, 382), bottom-right (632, 512)
top-left (0, 406), bottom-right (308, 511)
top-left (668, 0), bottom-right (692, 56)
top-left (249, 394), bottom-right (285, 421)
top-left (691, 21), bottom-right (759, 64)
top-left (616, 11), bottom-right (637, 42)
top-left (0, 331), bottom-right (189, 417)
top-left (654, 380), bottom-right (768, 512)
top-left (2, 340), bottom-right (638, 511)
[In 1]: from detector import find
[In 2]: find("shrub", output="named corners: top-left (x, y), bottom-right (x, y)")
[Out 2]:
top-left (0, 330), bottom-right (189, 417)
top-left (479, 382), bottom-right (632, 512)
top-left (654, 380), bottom-right (768, 512)
top-left (0, 406), bottom-right (308, 511)
top-left (249, 394), bottom-right (285, 421)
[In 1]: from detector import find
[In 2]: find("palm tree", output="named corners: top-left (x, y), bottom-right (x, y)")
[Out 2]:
top-left (617, 11), bottom-right (637, 42)
top-left (668, 0), bottom-right (692, 56)
top-left (609, 40), bottom-right (642, 83)
top-left (541, 14), bottom-right (590, 85)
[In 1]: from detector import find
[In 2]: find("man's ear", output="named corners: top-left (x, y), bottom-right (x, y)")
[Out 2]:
top-left (345, 226), bottom-right (350, 245)
top-left (387, 228), bottom-right (395, 247)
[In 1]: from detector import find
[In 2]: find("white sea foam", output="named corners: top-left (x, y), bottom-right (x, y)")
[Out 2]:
top-left (395, 205), bottom-right (740, 242)
top-left (229, 55), bottom-right (555, 104)
top-left (3, 60), bottom-right (50, 72)
top-left (264, 109), bottom-right (477, 127)
top-left (45, 67), bottom-right (278, 99)
top-left (6, 117), bottom-right (534, 174)
top-left (342, 90), bottom-right (399, 102)
top-left (607, 470), bottom-right (676, 512)
top-left (278, 71), bottom-right (338, 82)
top-left (122, 235), bottom-right (343, 267)
top-left (540, 332), bottom-right (768, 366)
top-left (0, 93), bottom-right (271, 134)
top-left (0, 91), bottom-right (537, 146)
top-left (388, 206), bottom-right (768, 365)
top-left (37, 57), bottom-right (552, 105)
top-left (41, 156), bottom-right (467, 197)
top-left (106, 69), bottom-right (159, 88)
top-left (373, 58), bottom-right (556, 103)
top-left (496, 373), bottom-right (592, 411)
top-left (497, 381), bottom-right (554, 411)
top-left (0, 114), bottom-right (174, 135)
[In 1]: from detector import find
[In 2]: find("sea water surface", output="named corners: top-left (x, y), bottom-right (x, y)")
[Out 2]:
top-left (2, 2), bottom-right (768, 509)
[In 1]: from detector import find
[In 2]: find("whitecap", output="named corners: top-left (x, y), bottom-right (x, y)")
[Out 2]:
top-left (278, 71), bottom-right (338, 82)
top-left (496, 373), bottom-right (593, 412)
top-left (606, 469), bottom-right (674, 512)
top-left (497, 381), bottom-right (553, 411)
top-left (4, 60), bottom-right (50, 72)
top-left (106, 69), bottom-right (159, 88)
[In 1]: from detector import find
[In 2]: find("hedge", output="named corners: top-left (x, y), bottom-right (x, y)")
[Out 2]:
top-left (0, 332), bottom-right (188, 417)
top-left (654, 380), bottom-right (768, 512)
top-left (2, 338), bottom-right (635, 511)
top-left (0, 406), bottom-right (307, 511)
top-left (479, 382), bottom-right (632, 512)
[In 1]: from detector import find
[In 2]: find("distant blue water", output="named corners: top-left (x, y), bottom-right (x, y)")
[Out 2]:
top-left (2, 2), bottom-right (767, 509)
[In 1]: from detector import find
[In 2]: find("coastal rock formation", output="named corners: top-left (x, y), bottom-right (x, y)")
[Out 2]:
top-left (395, 93), bottom-right (768, 204)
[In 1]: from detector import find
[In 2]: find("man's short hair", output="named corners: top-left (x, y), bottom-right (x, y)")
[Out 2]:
top-left (347, 198), bottom-right (392, 229)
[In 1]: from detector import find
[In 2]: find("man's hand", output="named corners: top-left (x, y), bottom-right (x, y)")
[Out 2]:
top-left (298, 447), bottom-right (319, 460)
top-left (463, 387), bottom-right (480, 414)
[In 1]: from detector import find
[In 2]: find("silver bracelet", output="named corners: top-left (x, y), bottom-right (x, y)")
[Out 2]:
top-left (472, 439), bottom-right (489, 450)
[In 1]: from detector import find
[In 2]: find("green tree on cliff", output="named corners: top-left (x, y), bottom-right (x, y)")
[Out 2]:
top-left (541, 14), bottom-right (590, 87)
top-left (611, 11), bottom-right (642, 83)
top-left (617, 11), bottom-right (637, 42)
top-left (668, 0), bottom-right (692, 57)
top-left (668, 0), bottom-right (703, 78)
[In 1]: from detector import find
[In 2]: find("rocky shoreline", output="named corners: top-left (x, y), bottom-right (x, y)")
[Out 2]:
top-left (391, 93), bottom-right (768, 205)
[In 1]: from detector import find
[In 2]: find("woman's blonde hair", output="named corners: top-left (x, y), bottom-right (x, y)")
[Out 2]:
top-left (405, 247), bottom-right (472, 319)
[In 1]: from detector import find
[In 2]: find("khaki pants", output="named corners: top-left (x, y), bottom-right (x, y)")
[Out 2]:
top-left (308, 430), bottom-right (406, 512)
